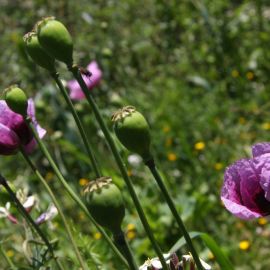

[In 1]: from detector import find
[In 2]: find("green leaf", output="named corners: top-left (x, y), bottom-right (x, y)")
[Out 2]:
top-left (169, 231), bottom-right (234, 270)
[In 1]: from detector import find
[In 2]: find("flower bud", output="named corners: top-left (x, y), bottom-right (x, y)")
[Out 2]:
top-left (112, 106), bottom-right (152, 161)
top-left (83, 177), bottom-right (125, 234)
top-left (4, 86), bottom-right (28, 117)
top-left (36, 17), bottom-right (73, 66)
top-left (23, 31), bottom-right (56, 72)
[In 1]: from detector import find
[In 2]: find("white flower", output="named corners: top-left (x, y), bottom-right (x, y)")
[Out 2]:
top-left (128, 154), bottom-right (142, 167)
top-left (0, 202), bottom-right (11, 218)
top-left (16, 189), bottom-right (36, 212)
top-left (139, 254), bottom-right (171, 270)
top-left (181, 254), bottom-right (211, 270)
top-left (35, 204), bottom-right (58, 225)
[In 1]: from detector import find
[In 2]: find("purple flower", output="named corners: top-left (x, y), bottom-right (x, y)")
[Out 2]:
top-left (67, 61), bottom-right (102, 100)
top-left (221, 143), bottom-right (270, 219)
top-left (0, 99), bottom-right (46, 155)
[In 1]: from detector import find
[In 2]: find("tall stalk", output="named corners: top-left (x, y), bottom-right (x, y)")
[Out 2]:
top-left (20, 149), bottom-right (88, 270)
top-left (0, 174), bottom-right (64, 270)
top-left (68, 65), bottom-right (169, 270)
top-left (145, 159), bottom-right (204, 270)
top-left (50, 71), bottom-right (101, 178)
top-left (24, 117), bottom-right (129, 268)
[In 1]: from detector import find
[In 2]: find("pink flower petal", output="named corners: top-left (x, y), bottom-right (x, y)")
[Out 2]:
top-left (252, 142), bottom-right (270, 158)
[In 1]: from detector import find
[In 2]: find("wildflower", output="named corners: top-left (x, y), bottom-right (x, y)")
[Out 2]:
top-left (127, 231), bottom-right (136, 240)
top-left (246, 71), bottom-right (254, 80)
top-left (67, 61), bottom-right (102, 100)
top-left (35, 203), bottom-right (58, 225)
top-left (0, 99), bottom-right (46, 155)
top-left (214, 162), bottom-right (223, 171)
top-left (127, 223), bottom-right (136, 231)
top-left (6, 250), bottom-right (14, 258)
top-left (261, 122), bottom-right (270, 130)
top-left (45, 171), bottom-right (54, 181)
top-left (79, 178), bottom-right (89, 186)
top-left (194, 141), bottom-right (205, 151)
top-left (128, 154), bottom-right (142, 167)
top-left (239, 240), bottom-right (250, 250)
top-left (94, 232), bottom-right (102, 240)
top-left (180, 254), bottom-right (211, 270)
top-left (258, 217), bottom-right (267, 225)
top-left (231, 70), bottom-right (239, 78)
top-left (0, 202), bottom-right (18, 224)
top-left (221, 142), bottom-right (270, 219)
top-left (167, 153), bottom-right (177, 161)
top-left (139, 253), bottom-right (171, 270)
top-left (16, 189), bottom-right (36, 213)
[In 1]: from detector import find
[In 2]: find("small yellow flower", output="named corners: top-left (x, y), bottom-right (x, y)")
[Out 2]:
top-left (79, 178), bottom-right (89, 186)
top-left (231, 69), bottom-right (239, 78)
top-left (239, 240), bottom-right (250, 250)
top-left (127, 223), bottom-right (136, 231)
top-left (165, 138), bottom-right (172, 147)
top-left (261, 123), bottom-right (270, 130)
top-left (45, 171), bottom-right (54, 181)
top-left (258, 217), bottom-right (267, 225)
top-left (163, 126), bottom-right (171, 133)
top-left (246, 71), bottom-right (254, 80)
top-left (94, 232), bottom-right (102, 240)
top-left (6, 250), bottom-right (14, 258)
top-left (127, 231), bottom-right (136, 240)
top-left (214, 162), bottom-right (223, 171)
top-left (238, 117), bottom-right (246, 124)
top-left (207, 251), bottom-right (214, 260)
top-left (79, 213), bottom-right (85, 221)
top-left (167, 153), bottom-right (177, 161)
top-left (194, 141), bottom-right (205, 151)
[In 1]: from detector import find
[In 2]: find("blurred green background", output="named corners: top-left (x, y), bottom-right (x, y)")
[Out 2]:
top-left (1, 0), bottom-right (270, 269)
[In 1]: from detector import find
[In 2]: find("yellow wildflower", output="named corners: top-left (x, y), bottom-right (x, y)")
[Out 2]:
top-left (214, 162), bottom-right (223, 171)
top-left (231, 70), bottom-right (239, 78)
top-left (258, 217), bottom-right (267, 225)
top-left (261, 123), bottom-right (270, 130)
top-left (45, 171), bottom-right (54, 182)
top-left (207, 251), bottom-right (214, 260)
top-left (127, 231), bottom-right (136, 240)
top-left (127, 223), bottom-right (136, 231)
top-left (167, 153), bottom-right (177, 161)
top-left (194, 141), bottom-right (205, 151)
top-left (79, 178), bottom-right (89, 186)
top-left (239, 240), bottom-right (250, 250)
top-left (6, 250), bottom-right (14, 257)
top-left (163, 126), bottom-right (171, 133)
top-left (94, 232), bottom-right (102, 240)
top-left (246, 71), bottom-right (254, 80)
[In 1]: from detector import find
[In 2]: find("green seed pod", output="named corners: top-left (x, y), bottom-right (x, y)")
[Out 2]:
top-left (23, 31), bottom-right (56, 72)
top-left (4, 86), bottom-right (28, 117)
top-left (36, 17), bottom-right (73, 66)
top-left (84, 177), bottom-right (125, 234)
top-left (112, 106), bottom-right (152, 161)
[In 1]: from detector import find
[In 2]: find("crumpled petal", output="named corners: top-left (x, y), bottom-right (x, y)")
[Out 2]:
top-left (0, 123), bottom-right (20, 155)
top-left (252, 142), bottom-right (270, 158)
top-left (67, 61), bottom-right (102, 100)
top-left (35, 204), bottom-right (58, 225)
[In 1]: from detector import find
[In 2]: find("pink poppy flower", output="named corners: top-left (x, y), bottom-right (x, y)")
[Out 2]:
top-left (67, 61), bottom-right (102, 100)
top-left (221, 143), bottom-right (270, 219)
top-left (0, 99), bottom-right (46, 155)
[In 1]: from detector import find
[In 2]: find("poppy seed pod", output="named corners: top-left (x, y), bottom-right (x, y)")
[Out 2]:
top-left (4, 86), bottom-right (28, 117)
top-left (23, 31), bottom-right (56, 72)
top-left (36, 17), bottom-right (73, 66)
top-left (84, 177), bottom-right (125, 234)
top-left (112, 106), bottom-right (152, 161)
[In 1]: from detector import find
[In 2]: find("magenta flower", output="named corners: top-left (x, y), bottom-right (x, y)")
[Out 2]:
top-left (67, 61), bottom-right (102, 100)
top-left (0, 99), bottom-right (46, 155)
top-left (221, 143), bottom-right (270, 219)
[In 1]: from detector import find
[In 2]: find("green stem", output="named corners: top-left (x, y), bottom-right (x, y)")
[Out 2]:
top-left (145, 159), bottom-right (204, 270)
top-left (20, 149), bottom-right (88, 270)
top-left (0, 174), bottom-right (64, 270)
top-left (50, 71), bottom-right (101, 178)
top-left (0, 244), bottom-right (17, 270)
top-left (25, 118), bottom-right (129, 268)
top-left (69, 65), bottom-right (169, 270)
top-left (113, 231), bottom-right (138, 270)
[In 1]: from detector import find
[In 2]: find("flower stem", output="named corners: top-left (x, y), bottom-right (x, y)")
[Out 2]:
top-left (113, 231), bottom-right (138, 270)
top-left (0, 174), bottom-right (64, 270)
top-left (68, 65), bottom-right (169, 270)
top-left (25, 117), bottom-right (129, 268)
top-left (20, 149), bottom-right (88, 270)
top-left (145, 159), bottom-right (204, 270)
top-left (50, 71), bottom-right (101, 178)
top-left (0, 244), bottom-right (17, 270)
